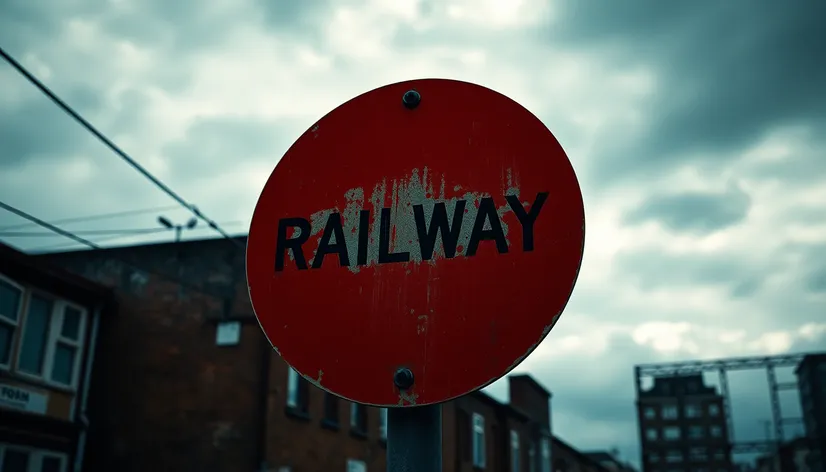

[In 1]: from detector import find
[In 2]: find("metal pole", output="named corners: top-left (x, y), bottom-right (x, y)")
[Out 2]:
top-left (387, 405), bottom-right (442, 472)
top-left (766, 366), bottom-right (784, 442)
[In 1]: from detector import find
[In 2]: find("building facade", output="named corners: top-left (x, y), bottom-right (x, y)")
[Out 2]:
top-left (637, 374), bottom-right (733, 472)
top-left (0, 242), bottom-right (113, 472)
top-left (796, 353), bottom-right (826, 472)
top-left (36, 236), bottom-right (607, 472)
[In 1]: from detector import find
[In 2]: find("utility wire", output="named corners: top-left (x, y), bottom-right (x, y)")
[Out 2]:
top-left (0, 228), bottom-right (167, 237)
top-left (0, 46), bottom-right (244, 249)
top-left (0, 221), bottom-right (244, 237)
top-left (0, 200), bottom-right (236, 300)
top-left (0, 204), bottom-right (181, 231)
top-left (0, 201), bottom-right (100, 249)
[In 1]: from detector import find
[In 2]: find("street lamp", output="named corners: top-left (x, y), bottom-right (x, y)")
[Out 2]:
top-left (158, 215), bottom-right (197, 242)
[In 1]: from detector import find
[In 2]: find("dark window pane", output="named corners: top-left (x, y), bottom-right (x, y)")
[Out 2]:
top-left (2, 449), bottom-right (30, 472)
top-left (0, 280), bottom-right (21, 322)
top-left (52, 343), bottom-right (77, 385)
top-left (0, 323), bottom-right (13, 364)
top-left (19, 295), bottom-right (53, 375)
top-left (61, 307), bottom-right (82, 340)
top-left (41, 455), bottom-right (63, 472)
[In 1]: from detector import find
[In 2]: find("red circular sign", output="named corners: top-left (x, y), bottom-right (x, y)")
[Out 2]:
top-left (247, 79), bottom-right (585, 407)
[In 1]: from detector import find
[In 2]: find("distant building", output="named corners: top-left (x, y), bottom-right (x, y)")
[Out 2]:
top-left (636, 374), bottom-right (733, 472)
top-left (0, 242), bottom-right (113, 472)
top-left (584, 451), bottom-right (637, 472)
top-left (755, 437), bottom-right (815, 472)
top-left (795, 353), bottom-right (826, 472)
top-left (36, 236), bottom-right (608, 472)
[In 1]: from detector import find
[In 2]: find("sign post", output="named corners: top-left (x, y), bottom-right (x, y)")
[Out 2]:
top-left (247, 79), bottom-right (585, 471)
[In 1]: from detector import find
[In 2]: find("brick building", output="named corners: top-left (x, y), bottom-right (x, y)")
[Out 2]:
top-left (36, 236), bottom-right (609, 472)
top-left (0, 242), bottom-right (113, 472)
top-left (636, 374), bottom-right (733, 472)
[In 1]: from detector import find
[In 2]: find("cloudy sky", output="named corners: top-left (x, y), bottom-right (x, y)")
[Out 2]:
top-left (1, 0), bottom-right (825, 465)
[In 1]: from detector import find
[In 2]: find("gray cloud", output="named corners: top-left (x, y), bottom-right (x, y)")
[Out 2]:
top-left (162, 116), bottom-right (297, 179)
top-left (624, 183), bottom-right (751, 235)
top-left (547, 0), bottom-right (826, 184)
top-left (614, 247), bottom-right (763, 297)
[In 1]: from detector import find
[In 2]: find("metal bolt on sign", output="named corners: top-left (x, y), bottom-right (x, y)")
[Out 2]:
top-left (246, 80), bottom-right (585, 472)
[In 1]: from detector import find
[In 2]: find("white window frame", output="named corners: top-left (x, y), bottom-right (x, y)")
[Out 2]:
top-left (510, 430), bottom-right (520, 472)
top-left (379, 408), bottom-right (387, 440)
top-left (0, 442), bottom-right (68, 472)
top-left (0, 274), bottom-right (24, 370)
top-left (286, 368), bottom-right (299, 407)
top-left (14, 289), bottom-right (88, 390)
top-left (540, 437), bottom-right (551, 472)
top-left (472, 413), bottom-right (485, 468)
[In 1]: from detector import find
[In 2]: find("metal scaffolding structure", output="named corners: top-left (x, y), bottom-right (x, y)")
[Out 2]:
top-left (634, 353), bottom-right (810, 455)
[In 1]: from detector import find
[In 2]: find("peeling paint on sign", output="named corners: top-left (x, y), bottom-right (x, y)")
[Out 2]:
top-left (277, 167), bottom-right (548, 273)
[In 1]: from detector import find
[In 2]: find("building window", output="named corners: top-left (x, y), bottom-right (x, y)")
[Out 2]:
top-left (662, 405), bottom-right (678, 419)
top-left (540, 437), bottom-right (551, 472)
top-left (379, 408), bottom-right (387, 441)
top-left (510, 430), bottom-right (520, 472)
top-left (323, 393), bottom-right (339, 426)
top-left (0, 278), bottom-right (23, 367)
top-left (286, 368), bottom-right (309, 414)
top-left (472, 413), bottom-right (485, 468)
top-left (15, 293), bottom-right (87, 388)
top-left (708, 404), bottom-right (720, 416)
top-left (689, 447), bottom-right (707, 461)
top-left (684, 403), bottom-right (702, 418)
top-left (350, 402), bottom-right (367, 434)
top-left (0, 444), bottom-right (68, 472)
top-left (649, 453), bottom-right (661, 463)
top-left (709, 426), bottom-right (722, 438)
top-left (666, 450), bottom-right (683, 463)
top-left (664, 427), bottom-right (681, 440)
top-left (688, 426), bottom-right (704, 439)
top-left (712, 449), bottom-right (726, 461)
top-left (644, 406), bottom-right (657, 419)
top-left (346, 459), bottom-right (366, 472)
top-left (528, 444), bottom-right (536, 472)
top-left (646, 428), bottom-right (659, 441)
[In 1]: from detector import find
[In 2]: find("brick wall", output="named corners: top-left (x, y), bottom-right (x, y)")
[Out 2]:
top-left (39, 240), bottom-right (267, 472)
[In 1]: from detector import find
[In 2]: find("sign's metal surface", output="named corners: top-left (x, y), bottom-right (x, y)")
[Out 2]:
top-left (247, 78), bottom-right (585, 407)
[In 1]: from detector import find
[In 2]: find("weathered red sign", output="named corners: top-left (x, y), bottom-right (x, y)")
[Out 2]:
top-left (247, 79), bottom-right (585, 407)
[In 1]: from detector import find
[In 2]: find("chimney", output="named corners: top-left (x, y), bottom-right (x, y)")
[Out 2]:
top-left (508, 374), bottom-right (552, 430)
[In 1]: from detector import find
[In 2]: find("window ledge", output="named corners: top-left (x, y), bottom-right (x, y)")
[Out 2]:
top-left (0, 370), bottom-right (77, 394)
top-left (284, 406), bottom-right (310, 421)
top-left (321, 419), bottom-right (340, 431)
top-left (350, 428), bottom-right (368, 440)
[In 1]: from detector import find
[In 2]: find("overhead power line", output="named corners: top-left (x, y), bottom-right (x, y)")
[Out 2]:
top-left (0, 201), bottom-right (100, 249)
top-left (0, 46), bottom-right (244, 249)
top-left (0, 200), bottom-right (236, 300)
top-left (0, 220), bottom-right (244, 237)
top-left (0, 204), bottom-right (181, 231)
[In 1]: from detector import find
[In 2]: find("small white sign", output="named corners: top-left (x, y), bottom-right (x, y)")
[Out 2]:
top-left (216, 321), bottom-right (241, 346)
top-left (0, 383), bottom-right (48, 415)
top-left (347, 459), bottom-right (366, 472)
